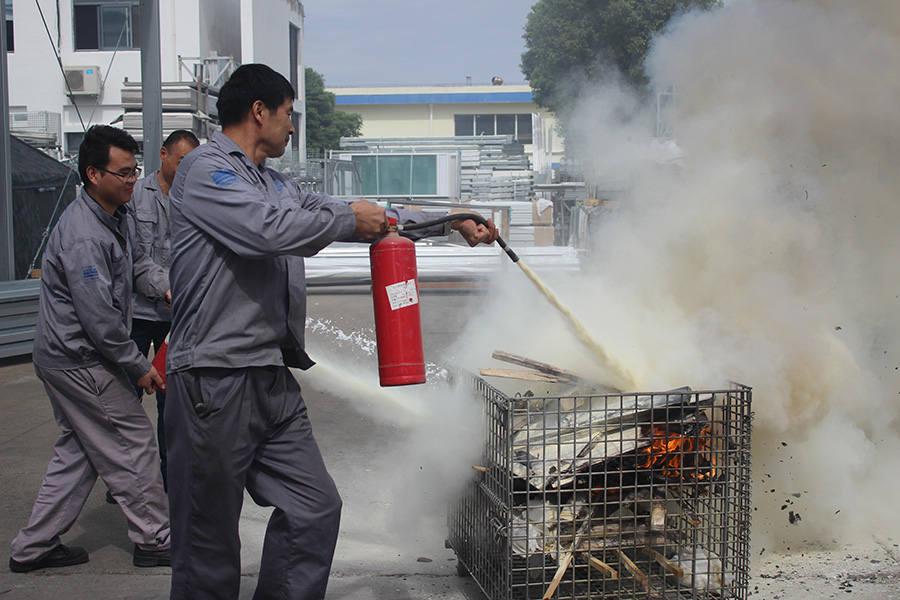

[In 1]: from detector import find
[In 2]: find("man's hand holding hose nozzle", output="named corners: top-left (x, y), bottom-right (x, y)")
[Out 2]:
top-left (447, 211), bottom-right (500, 247)
top-left (350, 201), bottom-right (499, 248)
top-left (396, 210), bottom-right (519, 263)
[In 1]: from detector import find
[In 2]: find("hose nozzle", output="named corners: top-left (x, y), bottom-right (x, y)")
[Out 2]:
top-left (398, 212), bottom-right (519, 263)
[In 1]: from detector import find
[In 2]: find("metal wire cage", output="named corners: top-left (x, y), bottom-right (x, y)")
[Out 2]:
top-left (447, 370), bottom-right (752, 600)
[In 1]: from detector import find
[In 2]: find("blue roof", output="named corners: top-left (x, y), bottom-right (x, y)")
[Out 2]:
top-left (334, 91), bottom-right (534, 105)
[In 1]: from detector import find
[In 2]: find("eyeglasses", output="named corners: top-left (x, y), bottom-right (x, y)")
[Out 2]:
top-left (95, 166), bottom-right (142, 181)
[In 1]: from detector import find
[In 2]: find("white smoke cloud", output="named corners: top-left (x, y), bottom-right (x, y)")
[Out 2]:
top-left (638, 0), bottom-right (900, 549)
top-left (451, 0), bottom-right (900, 553)
top-left (299, 320), bottom-right (483, 538)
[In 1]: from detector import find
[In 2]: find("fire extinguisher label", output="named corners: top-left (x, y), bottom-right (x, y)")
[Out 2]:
top-left (385, 279), bottom-right (419, 311)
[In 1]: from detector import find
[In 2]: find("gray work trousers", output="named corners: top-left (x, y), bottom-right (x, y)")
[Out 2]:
top-left (10, 362), bottom-right (171, 562)
top-left (166, 365), bottom-right (342, 600)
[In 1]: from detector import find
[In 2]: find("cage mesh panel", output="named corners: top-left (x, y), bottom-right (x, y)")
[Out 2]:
top-left (448, 372), bottom-right (752, 600)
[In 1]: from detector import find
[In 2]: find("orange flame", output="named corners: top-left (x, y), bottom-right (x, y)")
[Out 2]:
top-left (637, 425), bottom-right (717, 482)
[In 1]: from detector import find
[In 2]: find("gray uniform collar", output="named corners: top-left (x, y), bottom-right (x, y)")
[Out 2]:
top-left (210, 131), bottom-right (268, 174)
top-left (81, 188), bottom-right (128, 233)
top-left (142, 170), bottom-right (161, 192)
top-left (142, 170), bottom-right (168, 216)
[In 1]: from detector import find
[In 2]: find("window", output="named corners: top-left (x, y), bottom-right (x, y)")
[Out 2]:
top-left (351, 155), bottom-right (439, 196)
top-left (453, 114), bottom-right (473, 137)
top-left (5, 0), bottom-right (12, 53)
top-left (74, 0), bottom-right (140, 50)
top-left (454, 113), bottom-right (534, 144)
top-left (66, 131), bottom-right (86, 155)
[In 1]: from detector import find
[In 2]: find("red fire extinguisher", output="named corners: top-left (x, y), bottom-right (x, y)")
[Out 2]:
top-left (370, 219), bottom-right (426, 387)
top-left (150, 336), bottom-right (168, 391)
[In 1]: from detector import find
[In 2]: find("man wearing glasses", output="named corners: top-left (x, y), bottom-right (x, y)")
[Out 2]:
top-left (9, 125), bottom-right (173, 572)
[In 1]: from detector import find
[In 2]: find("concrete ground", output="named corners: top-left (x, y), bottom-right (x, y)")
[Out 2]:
top-left (2, 288), bottom-right (899, 599)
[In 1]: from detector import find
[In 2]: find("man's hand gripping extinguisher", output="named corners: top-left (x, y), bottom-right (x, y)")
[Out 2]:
top-left (369, 213), bottom-right (517, 387)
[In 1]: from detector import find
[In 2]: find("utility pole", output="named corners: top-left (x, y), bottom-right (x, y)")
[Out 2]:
top-left (0, 10), bottom-right (13, 281)
top-left (140, 0), bottom-right (162, 172)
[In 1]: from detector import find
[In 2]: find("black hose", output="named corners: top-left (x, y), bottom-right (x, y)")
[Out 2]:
top-left (397, 212), bottom-right (520, 263)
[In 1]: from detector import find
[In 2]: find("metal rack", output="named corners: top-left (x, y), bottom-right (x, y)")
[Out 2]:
top-left (447, 370), bottom-right (752, 600)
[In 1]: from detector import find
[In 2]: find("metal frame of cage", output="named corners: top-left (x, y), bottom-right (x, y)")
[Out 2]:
top-left (447, 370), bottom-right (752, 600)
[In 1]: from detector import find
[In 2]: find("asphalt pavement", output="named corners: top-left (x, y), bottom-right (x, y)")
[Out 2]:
top-left (1, 288), bottom-right (899, 599)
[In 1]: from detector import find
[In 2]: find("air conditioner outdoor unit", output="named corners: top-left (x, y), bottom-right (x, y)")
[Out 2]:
top-left (64, 66), bottom-right (101, 95)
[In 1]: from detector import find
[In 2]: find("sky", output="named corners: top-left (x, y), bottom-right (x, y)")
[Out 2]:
top-left (299, 0), bottom-right (534, 87)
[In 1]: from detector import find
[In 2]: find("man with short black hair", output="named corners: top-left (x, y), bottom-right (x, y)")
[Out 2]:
top-left (128, 129), bottom-right (200, 491)
top-left (8, 124), bottom-right (172, 573)
top-left (165, 63), bottom-right (497, 599)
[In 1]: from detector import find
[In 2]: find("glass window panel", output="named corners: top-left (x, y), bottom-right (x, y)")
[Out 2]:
top-left (74, 5), bottom-right (99, 50)
top-left (353, 156), bottom-right (378, 195)
top-left (475, 114), bottom-right (494, 136)
top-left (352, 155), bottom-right (438, 195)
top-left (101, 5), bottom-right (128, 49)
top-left (378, 156), bottom-right (411, 195)
top-left (5, 20), bottom-right (12, 52)
top-left (410, 155), bottom-right (437, 195)
top-left (516, 114), bottom-right (533, 144)
top-left (496, 114), bottom-right (515, 136)
top-left (454, 114), bottom-right (474, 136)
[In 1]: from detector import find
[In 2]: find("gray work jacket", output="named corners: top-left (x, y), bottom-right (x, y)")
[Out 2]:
top-left (167, 131), bottom-right (445, 373)
top-left (129, 170), bottom-right (172, 322)
top-left (32, 188), bottom-right (170, 378)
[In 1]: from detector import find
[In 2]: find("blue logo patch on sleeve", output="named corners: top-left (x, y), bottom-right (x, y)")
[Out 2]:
top-left (273, 179), bottom-right (286, 192)
top-left (83, 266), bottom-right (100, 282)
top-left (209, 169), bottom-right (239, 188)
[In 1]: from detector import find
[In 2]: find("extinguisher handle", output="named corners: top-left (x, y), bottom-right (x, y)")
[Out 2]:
top-left (396, 212), bottom-right (520, 263)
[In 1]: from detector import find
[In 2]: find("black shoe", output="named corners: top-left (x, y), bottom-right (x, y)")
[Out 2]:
top-left (9, 545), bottom-right (89, 573)
top-left (105, 490), bottom-right (116, 504)
top-left (133, 545), bottom-right (171, 568)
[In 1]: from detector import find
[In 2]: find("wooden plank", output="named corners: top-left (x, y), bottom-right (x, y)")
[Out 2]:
top-left (583, 553), bottom-right (618, 579)
top-left (478, 368), bottom-right (565, 383)
top-left (492, 350), bottom-right (585, 382)
top-left (616, 550), bottom-right (660, 598)
top-left (650, 500), bottom-right (667, 532)
top-left (542, 552), bottom-right (573, 600)
top-left (616, 549), bottom-right (649, 587)
top-left (580, 533), bottom-right (669, 552)
top-left (638, 547), bottom-right (684, 578)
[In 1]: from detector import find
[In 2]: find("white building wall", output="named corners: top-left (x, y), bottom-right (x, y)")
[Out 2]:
top-left (8, 0), bottom-right (303, 154)
top-left (243, 0), bottom-right (301, 74)
top-left (240, 0), bottom-right (305, 158)
top-left (159, 0), bottom-right (202, 78)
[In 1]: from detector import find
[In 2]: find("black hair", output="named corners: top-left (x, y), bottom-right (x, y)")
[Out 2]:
top-left (216, 64), bottom-right (295, 128)
top-left (162, 129), bottom-right (200, 151)
top-left (78, 125), bottom-right (140, 186)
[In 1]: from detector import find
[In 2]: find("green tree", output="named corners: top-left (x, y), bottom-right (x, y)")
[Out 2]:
top-left (521, 0), bottom-right (720, 117)
top-left (305, 67), bottom-right (363, 152)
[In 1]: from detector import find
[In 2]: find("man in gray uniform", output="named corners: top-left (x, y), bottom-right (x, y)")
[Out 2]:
top-left (129, 129), bottom-right (200, 491)
top-left (165, 63), bottom-right (497, 600)
top-left (9, 125), bottom-right (173, 573)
